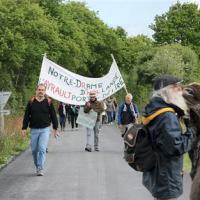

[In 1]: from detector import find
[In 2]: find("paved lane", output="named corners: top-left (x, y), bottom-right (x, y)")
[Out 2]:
top-left (0, 124), bottom-right (191, 200)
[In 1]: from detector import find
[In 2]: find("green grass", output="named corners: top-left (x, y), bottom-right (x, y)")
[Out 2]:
top-left (183, 153), bottom-right (191, 173)
top-left (0, 115), bottom-right (30, 167)
top-left (0, 133), bottom-right (29, 166)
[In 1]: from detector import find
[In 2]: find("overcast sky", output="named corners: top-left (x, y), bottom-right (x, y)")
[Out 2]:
top-left (74, 0), bottom-right (200, 37)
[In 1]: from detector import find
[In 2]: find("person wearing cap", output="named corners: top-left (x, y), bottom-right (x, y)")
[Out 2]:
top-left (142, 74), bottom-right (193, 200)
top-left (117, 93), bottom-right (139, 137)
top-left (84, 91), bottom-right (104, 152)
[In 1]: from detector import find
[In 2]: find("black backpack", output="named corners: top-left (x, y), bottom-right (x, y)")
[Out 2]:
top-left (123, 107), bottom-right (175, 172)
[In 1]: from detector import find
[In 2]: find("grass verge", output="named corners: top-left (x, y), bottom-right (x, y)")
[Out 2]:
top-left (0, 115), bottom-right (29, 167)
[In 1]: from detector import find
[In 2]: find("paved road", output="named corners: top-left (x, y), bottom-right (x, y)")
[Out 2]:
top-left (0, 124), bottom-right (191, 200)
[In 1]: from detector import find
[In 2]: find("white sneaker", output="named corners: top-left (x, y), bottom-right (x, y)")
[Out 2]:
top-left (37, 170), bottom-right (44, 176)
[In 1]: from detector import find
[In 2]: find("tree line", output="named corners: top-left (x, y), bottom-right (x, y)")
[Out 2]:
top-left (0, 0), bottom-right (200, 110)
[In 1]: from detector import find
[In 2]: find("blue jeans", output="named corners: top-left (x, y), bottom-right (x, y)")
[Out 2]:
top-left (31, 127), bottom-right (50, 170)
top-left (107, 111), bottom-right (113, 123)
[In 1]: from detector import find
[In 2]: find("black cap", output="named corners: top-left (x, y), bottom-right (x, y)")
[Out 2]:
top-left (153, 74), bottom-right (182, 91)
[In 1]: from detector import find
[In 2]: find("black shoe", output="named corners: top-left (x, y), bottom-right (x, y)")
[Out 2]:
top-left (95, 148), bottom-right (99, 152)
top-left (85, 147), bottom-right (92, 152)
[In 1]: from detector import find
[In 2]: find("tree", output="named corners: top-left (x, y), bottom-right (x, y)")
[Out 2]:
top-left (137, 44), bottom-right (199, 85)
top-left (150, 2), bottom-right (200, 55)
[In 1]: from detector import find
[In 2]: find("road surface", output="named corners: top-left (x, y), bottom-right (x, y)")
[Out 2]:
top-left (0, 124), bottom-right (191, 200)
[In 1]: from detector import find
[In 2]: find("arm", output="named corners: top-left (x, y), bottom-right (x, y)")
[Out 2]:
top-left (133, 104), bottom-right (139, 117)
top-left (49, 103), bottom-right (58, 130)
top-left (84, 102), bottom-right (92, 113)
top-left (156, 112), bottom-right (193, 156)
top-left (117, 104), bottom-right (123, 125)
top-left (22, 102), bottom-right (31, 130)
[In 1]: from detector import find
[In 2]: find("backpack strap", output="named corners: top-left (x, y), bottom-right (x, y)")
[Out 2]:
top-left (29, 96), bottom-right (51, 106)
top-left (30, 96), bottom-right (36, 103)
top-left (142, 107), bottom-right (175, 125)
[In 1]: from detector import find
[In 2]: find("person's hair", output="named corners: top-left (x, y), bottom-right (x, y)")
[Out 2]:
top-left (36, 83), bottom-right (46, 90)
top-left (152, 84), bottom-right (181, 103)
top-left (125, 93), bottom-right (133, 100)
top-left (152, 85), bottom-right (170, 102)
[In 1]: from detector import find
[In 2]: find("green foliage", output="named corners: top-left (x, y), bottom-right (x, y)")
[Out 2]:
top-left (0, 0), bottom-right (199, 112)
top-left (150, 2), bottom-right (200, 55)
top-left (137, 44), bottom-right (199, 84)
top-left (0, 133), bottom-right (29, 165)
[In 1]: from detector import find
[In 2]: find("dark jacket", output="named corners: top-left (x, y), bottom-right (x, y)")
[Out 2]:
top-left (84, 99), bottom-right (104, 122)
top-left (142, 97), bottom-right (193, 199)
top-left (70, 105), bottom-right (80, 116)
top-left (22, 98), bottom-right (58, 130)
top-left (58, 104), bottom-right (65, 117)
top-left (117, 102), bottom-right (139, 125)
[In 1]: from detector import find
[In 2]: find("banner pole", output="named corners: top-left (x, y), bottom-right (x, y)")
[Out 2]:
top-left (42, 52), bottom-right (47, 58)
top-left (111, 54), bottom-right (128, 94)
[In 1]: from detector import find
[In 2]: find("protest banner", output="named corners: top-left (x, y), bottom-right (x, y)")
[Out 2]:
top-left (39, 55), bottom-right (126, 105)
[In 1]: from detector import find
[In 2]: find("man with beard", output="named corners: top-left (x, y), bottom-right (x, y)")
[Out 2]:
top-left (84, 91), bottom-right (104, 152)
top-left (142, 74), bottom-right (193, 200)
top-left (22, 84), bottom-right (58, 176)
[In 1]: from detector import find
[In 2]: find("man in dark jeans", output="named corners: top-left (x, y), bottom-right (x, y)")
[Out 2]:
top-left (58, 102), bottom-right (66, 131)
top-left (22, 83), bottom-right (58, 176)
top-left (70, 105), bottom-right (80, 131)
top-left (117, 93), bottom-right (139, 137)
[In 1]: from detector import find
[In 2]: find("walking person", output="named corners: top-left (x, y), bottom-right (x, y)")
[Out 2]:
top-left (99, 100), bottom-right (107, 130)
top-left (58, 102), bottom-right (66, 131)
top-left (84, 91), bottom-right (104, 152)
top-left (70, 105), bottom-right (80, 131)
top-left (106, 97), bottom-right (115, 125)
top-left (110, 96), bottom-right (117, 122)
top-left (21, 83), bottom-right (58, 176)
top-left (118, 93), bottom-right (139, 137)
top-left (65, 104), bottom-right (71, 124)
top-left (142, 74), bottom-right (193, 200)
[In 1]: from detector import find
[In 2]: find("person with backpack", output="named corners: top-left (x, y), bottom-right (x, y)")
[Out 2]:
top-left (21, 83), bottom-right (58, 176)
top-left (141, 74), bottom-right (193, 200)
top-left (117, 93), bottom-right (139, 137)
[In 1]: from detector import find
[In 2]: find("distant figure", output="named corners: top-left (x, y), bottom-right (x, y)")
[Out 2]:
top-left (110, 96), bottom-right (117, 121)
top-left (58, 102), bottom-right (66, 131)
top-left (84, 91), bottom-right (104, 152)
top-left (70, 105), bottom-right (80, 131)
top-left (65, 104), bottom-right (71, 124)
top-left (106, 97), bottom-right (115, 124)
top-left (99, 100), bottom-right (107, 130)
top-left (117, 93), bottom-right (139, 137)
top-left (21, 83), bottom-right (58, 176)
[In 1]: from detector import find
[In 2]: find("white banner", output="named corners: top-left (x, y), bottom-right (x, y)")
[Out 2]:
top-left (39, 56), bottom-right (125, 105)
